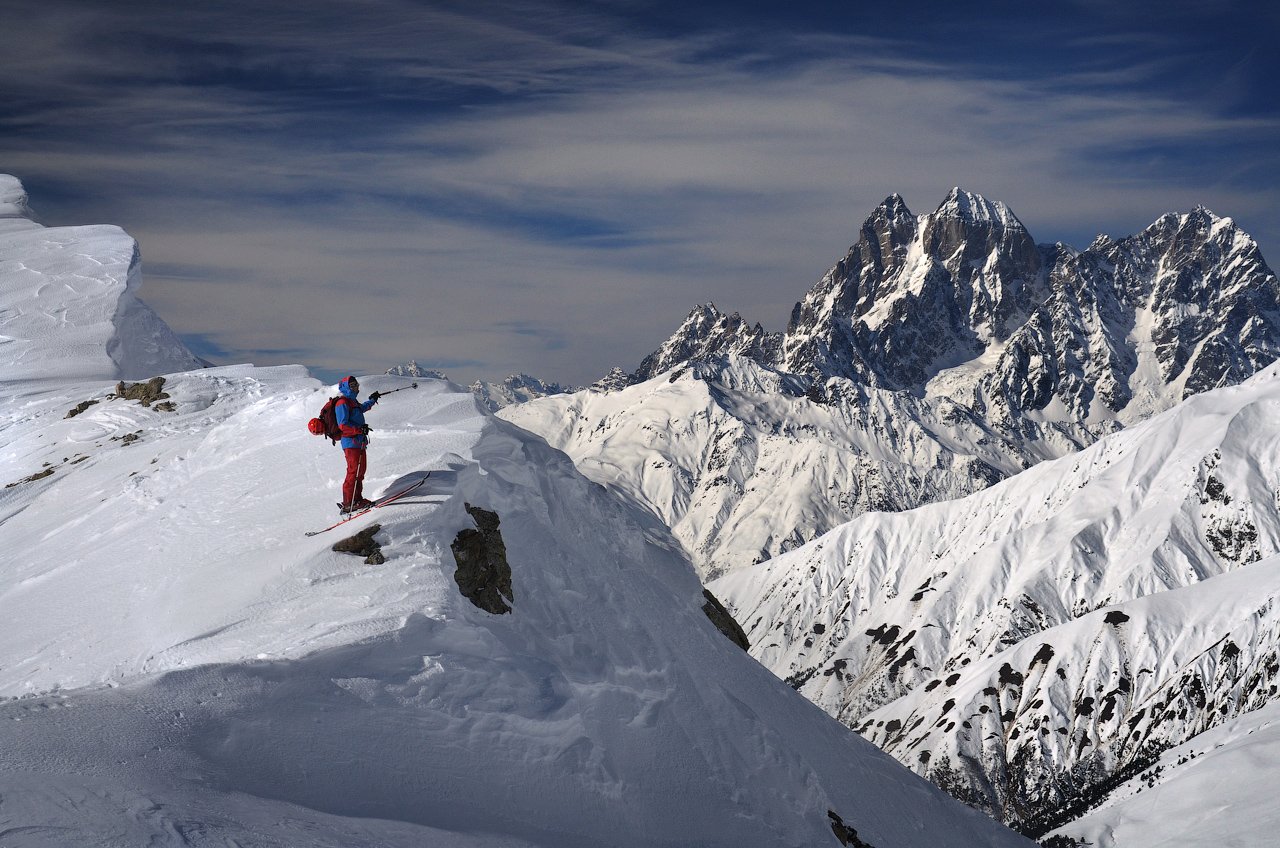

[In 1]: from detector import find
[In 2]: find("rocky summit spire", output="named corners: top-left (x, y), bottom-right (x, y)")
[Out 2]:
top-left (781, 189), bottom-right (1046, 389)
top-left (631, 303), bottom-right (780, 383)
top-left (933, 187), bottom-right (1023, 230)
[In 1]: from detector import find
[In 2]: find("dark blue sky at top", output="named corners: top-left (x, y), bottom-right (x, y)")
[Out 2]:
top-left (2, 0), bottom-right (1277, 385)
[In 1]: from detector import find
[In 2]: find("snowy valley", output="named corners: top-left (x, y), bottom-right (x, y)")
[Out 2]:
top-left (0, 174), bottom-right (1032, 846)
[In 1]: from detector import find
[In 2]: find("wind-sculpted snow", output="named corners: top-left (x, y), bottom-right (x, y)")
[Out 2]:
top-left (0, 176), bottom-right (203, 381)
top-left (0, 174), bottom-right (36, 226)
top-left (0, 178), bottom-right (1030, 847)
top-left (712, 364), bottom-right (1280, 831)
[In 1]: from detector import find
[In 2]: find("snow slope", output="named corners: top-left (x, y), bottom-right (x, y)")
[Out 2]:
top-left (712, 363), bottom-right (1280, 832)
top-left (502, 355), bottom-right (1028, 579)
top-left (0, 176), bottom-right (1029, 847)
top-left (1051, 699), bottom-right (1280, 847)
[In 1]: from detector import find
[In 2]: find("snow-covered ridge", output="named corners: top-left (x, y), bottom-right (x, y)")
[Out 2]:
top-left (712, 362), bottom-right (1280, 831)
top-left (0, 174), bottom-right (203, 381)
top-left (0, 177), bottom-right (1031, 846)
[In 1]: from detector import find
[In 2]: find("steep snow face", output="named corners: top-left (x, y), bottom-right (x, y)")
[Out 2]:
top-left (0, 183), bottom-right (1030, 847)
top-left (503, 354), bottom-right (1030, 579)
top-left (857, 558), bottom-right (1280, 834)
top-left (712, 364), bottom-right (1280, 830)
top-left (0, 175), bottom-right (203, 381)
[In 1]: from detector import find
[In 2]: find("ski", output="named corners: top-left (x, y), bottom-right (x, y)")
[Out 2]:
top-left (304, 475), bottom-right (429, 537)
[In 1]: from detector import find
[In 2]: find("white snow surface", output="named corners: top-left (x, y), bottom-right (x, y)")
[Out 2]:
top-left (0, 182), bottom-right (1030, 847)
top-left (1052, 699), bottom-right (1280, 848)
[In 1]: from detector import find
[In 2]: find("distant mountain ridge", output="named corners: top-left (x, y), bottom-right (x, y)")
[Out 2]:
top-left (505, 190), bottom-right (1280, 578)
top-left (385, 361), bottom-right (573, 411)
top-left (647, 189), bottom-right (1280, 437)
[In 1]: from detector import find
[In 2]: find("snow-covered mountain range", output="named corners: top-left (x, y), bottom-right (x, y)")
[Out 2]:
top-left (387, 361), bottom-right (572, 411)
top-left (499, 189), bottom-right (1280, 842)
top-left (711, 364), bottom-right (1280, 839)
top-left (0, 176), bottom-right (1029, 847)
top-left (505, 190), bottom-right (1280, 578)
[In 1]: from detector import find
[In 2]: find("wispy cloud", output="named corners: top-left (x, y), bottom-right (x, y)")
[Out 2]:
top-left (4, 0), bottom-right (1278, 384)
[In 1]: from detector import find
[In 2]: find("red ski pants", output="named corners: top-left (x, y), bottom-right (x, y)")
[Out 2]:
top-left (342, 447), bottom-right (367, 507)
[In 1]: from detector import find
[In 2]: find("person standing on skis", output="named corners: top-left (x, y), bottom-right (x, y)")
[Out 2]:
top-left (335, 376), bottom-right (381, 513)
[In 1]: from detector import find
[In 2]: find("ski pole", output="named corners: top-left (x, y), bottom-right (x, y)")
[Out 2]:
top-left (376, 382), bottom-right (419, 396)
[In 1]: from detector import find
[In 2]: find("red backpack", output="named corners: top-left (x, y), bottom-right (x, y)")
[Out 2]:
top-left (308, 396), bottom-right (346, 444)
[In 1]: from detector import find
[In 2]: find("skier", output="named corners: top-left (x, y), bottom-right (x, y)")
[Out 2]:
top-left (335, 376), bottom-right (381, 513)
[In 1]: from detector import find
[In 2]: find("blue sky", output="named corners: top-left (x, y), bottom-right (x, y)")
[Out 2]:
top-left (3, 0), bottom-right (1278, 386)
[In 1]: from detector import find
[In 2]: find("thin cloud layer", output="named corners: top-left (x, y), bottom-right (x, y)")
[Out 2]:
top-left (4, 0), bottom-right (1277, 385)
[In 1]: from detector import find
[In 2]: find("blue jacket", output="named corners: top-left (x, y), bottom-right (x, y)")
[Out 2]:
top-left (336, 377), bottom-right (377, 449)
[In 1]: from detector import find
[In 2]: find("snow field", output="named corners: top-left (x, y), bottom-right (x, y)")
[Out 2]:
top-left (1054, 699), bottom-right (1280, 847)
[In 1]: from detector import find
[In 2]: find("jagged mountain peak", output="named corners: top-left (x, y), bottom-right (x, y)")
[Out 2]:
top-left (632, 302), bottom-right (780, 384)
top-left (871, 192), bottom-right (915, 223)
top-left (591, 365), bottom-right (631, 392)
top-left (934, 187), bottom-right (1025, 230)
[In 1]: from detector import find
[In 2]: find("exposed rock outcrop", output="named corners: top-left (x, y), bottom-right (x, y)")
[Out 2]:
top-left (333, 524), bottom-right (385, 565)
top-left (451, 503), bottom-right (514, 614)
top-left (114, 377), bottom-right (171, 408)
top-left (700, 589), bottom-right (750, 651)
